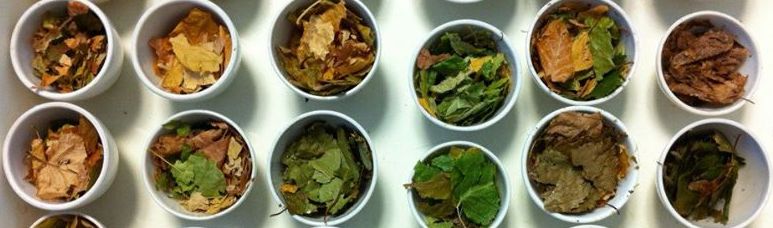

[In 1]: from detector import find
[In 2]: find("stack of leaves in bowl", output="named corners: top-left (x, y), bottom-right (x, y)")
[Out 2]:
top-left (406, 146), bottom-right (502, 227)
top-left (278, 121), bottom-right (374, 220)
top-left (414, 31), bottom-right (511, 126)
top-left (149, 120), bottom-right (252, 214)
top-left (663, 130), bottom-right (744, 224)
top-left (33, 214), bottom-right (98, 228)
top-left (149, 8), bottom-right (233, 94)
top-left (277, 0), bottom-right (377, 96)
top-left (25, 116), bottom-right (103, 202)
top-left (527, 111), bottom-right (630, 213)
top-left (31, 1), bottom-right (107, 93)
top-left (531, 4), bottom-right (629, 101)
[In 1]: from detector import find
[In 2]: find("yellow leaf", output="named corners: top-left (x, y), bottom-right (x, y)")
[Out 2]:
top-left (181, 70), bottom-right (217, 93)
top-left (419, 98), bottom-right (435, 117)
top-left (161, 59), bottom-right (184, 90)
top-left (571, 31), bottom-right (593, 72)
top-left (170, 34), bottom-right (222, 73)
top-left (469, 56), bottom-right (492, 73)
top-left (299, 16), bottom-right (335, 60)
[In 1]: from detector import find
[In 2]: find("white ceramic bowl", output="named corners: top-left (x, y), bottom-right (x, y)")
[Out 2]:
top-left (521, 106), bottom-right (639, 223)
top-left (30, 212), bottom-right (105, 228)
top-left (406, 141), bottom-right (511, 227)
top-left (409, 19), bottom-right (522, 132)
top-left (140, 109), bottom-right (256, 221)
top-left (656, 118), bottom-right (770, 228)
top-left (526, 0), bottom-right (639, 106)
top-left (3, 102), bottom-right (119, 211)
top-left (267, 110), bottom-right (378, 226)
top-left (10, 0), bottom-right (124, 101)
top-left (268, 0), bottom-right (381, 101)
top-left (656, 11), bottom-right (760, 116)
top-left (132, 0), bottom-right (241, 103)
top-left (445, 0), bottom-right (484, 3)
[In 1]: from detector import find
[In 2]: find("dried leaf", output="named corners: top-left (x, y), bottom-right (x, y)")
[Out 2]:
top-left (536, 19), bottom-right (574, 83)
top-left (571, 31), bottom-right (593, 72)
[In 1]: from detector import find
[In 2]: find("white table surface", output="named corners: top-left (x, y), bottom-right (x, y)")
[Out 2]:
top-left (2, 0), bottom-right (772, 227)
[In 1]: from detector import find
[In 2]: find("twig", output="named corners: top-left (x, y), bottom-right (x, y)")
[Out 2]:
top-left (269, 207), bottom-right (287, 217)
top-left (295, 0), bottom-right (325, 26)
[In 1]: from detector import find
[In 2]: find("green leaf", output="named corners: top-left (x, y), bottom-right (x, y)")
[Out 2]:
top-left (418, 70), bottom-right (437, 98)
top-left (612, 42), bottom-right (627, 65)
top-left (445, 32), bottom-right (486, 56)
top-left (431, 55), bottom-right (466, 75)
top-left (414, 162), bottom-right (441, 182)
top-left (314, 178), bottom-right (343, 204)
top-left (176, 123), bottom-right (191, 137)
top-left (588, 68), bottom-right (624, 99)
top-left (171, 153), bottom-right (226, 197)
top-left (283, 191), bottom-right (317, 215)
top-left (425, 216), bottom-right (454, 228)
top-left (431, 155), bottom-right (454, 172)
top-left (163, 120), bottom-right (180, 130)
top-left (480, 53), bottom-right (505, 81)
top-left (309, 148), bottom-right (343, 183)
top-left (459, 182), bottom-right (500, 225)
top-left (413, 172), bottom-right (453, 200)
top-left (589, 17), bottom-right (616, 80)
top-left (180, 144), bottom-right (192, 161)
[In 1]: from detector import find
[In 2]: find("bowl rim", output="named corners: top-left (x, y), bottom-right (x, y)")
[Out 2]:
top-left (130, 0), bottom-right (241, 102)
top-left (10, 0), bottom-right (119, 101)
top-left (139, 109), bottom-right (258, 221)
top-left (654, 10), bottom-right (761, 116)
top-left (2, 102), bottom-right (115, 211)
top-left (408, 19), bottom-right (522, 132)
top-left (524, 0), bottom-right (640, 106)
top-left (520, 105), bottom-right (639, 223)
top-left (267, 0), bottom-right (382, 101)
top-left (404, 140), bottom-right (512, 227)
top-left (655, 118), bottom-right (771, 228)
top-left (30, 211), bottom-right (105, 228)
top-left (265, 110), bottom-right (379, 226)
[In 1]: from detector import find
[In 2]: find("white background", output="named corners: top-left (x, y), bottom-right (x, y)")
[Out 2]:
top-left (1, 0), bottom-right (771, 227)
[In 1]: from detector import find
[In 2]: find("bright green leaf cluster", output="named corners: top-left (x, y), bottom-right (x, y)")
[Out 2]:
top-left (415, 31), bottom-right (512, 126)
top-left (410, 146), bottom-right (501, 227)
top-left (170, 153), bottom-right (227, 198)
top-left (280, 122), bottom-right (374, 218)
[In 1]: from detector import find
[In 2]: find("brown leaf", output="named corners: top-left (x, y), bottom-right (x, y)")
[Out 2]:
top-left (417, 49), bottom-right (450, 70)
top-left (536, 19), bottom-right (574, 83)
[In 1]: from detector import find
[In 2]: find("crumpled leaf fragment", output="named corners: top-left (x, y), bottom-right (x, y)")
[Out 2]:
top-left (169, 34), bottom-right (222, 73)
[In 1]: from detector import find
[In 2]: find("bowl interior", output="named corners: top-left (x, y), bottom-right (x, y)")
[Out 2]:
top-left (523, 107), bottom-right (638, 223)
top-left (133, 1), bottom-right (238, 96)
top-left (269, 0), bottom-right (380, 100)
top-left (528, 0), bottom-right (637, 104)
top-left (4, 104), bottom-right (111, 208)
top-left (659, 121), bottom-right (769, 227)
top-left (407, 142), bottom-right (510, 227)
top-left (142, 111), bottom-right (254, 219)
top-left (12, 0), bottom-right (113, 96)
top-left (658, 14), bottom-right (759, 114)
top-left (269, 112), bottom-right (376, 225)
top-left (31, 212), bottom-right (105, 228)
top-left (411, 21), bottom-right (520, 130)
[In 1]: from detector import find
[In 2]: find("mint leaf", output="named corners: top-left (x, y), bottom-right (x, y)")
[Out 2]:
top-left (430, 71), bottom-right (467, 94)
top-left (445, 32), bottom-right (485, 56)
top-left (459, 182), bottom-right (500, 225)
top-left (480, 53), bottom-right (505, 81)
